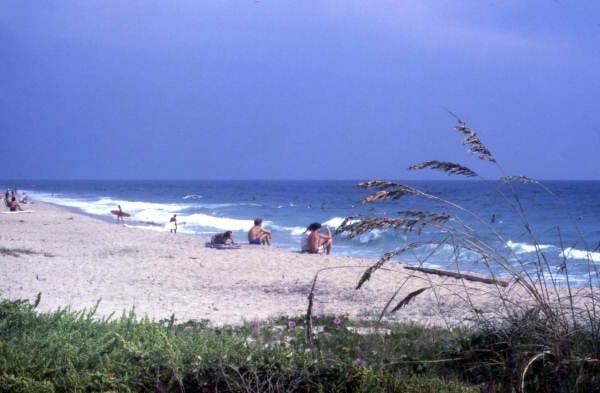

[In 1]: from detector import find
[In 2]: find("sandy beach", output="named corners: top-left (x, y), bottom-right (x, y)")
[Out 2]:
top-left (1, 201), bottom-right (542, 327)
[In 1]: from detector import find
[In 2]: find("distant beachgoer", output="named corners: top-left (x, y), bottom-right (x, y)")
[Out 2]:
top-left (20, 193), bottom-right (30, 204)
top-left (9, 197), bottom-right (23, 212)
top-left (212, 230), bottom-right (234, 245)
top-left (117, 205), bottom-right (124, 223)
top-left (170, 214), bottom-right (178, 233)
top-left (248, 218), bottom-right (272, 245)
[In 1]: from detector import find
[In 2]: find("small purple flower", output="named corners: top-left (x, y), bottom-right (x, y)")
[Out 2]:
top-left (288, 320), bottom-right (296, 328)
top-left (316, 314), bottom-right (324, 319)
top-left (353, 358), bottom-right (366, 366)
top-left (333, 316), bottom-right (342, 325)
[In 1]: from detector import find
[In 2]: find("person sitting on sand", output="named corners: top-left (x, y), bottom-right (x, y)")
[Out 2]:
top-left (248, 218), bottom-right (271, 245)
top-left (212, 230), bottom-right (234, 245)
top-left (304, 222), bottom-right (333, 255)
top-left (8, 197), bottom-right (24, 212)
top-left (301, 222), bottom-right (320, 252)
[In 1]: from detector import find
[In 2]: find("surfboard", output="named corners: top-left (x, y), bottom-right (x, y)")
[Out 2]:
top-left (166, 221), bottom-right (186, 230)
top-left (110, 210), bottom-right (130, 217)
top-left (1, 210), bottom-right (34, 214)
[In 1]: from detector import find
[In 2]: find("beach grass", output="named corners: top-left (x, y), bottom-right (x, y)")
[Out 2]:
top-left (320, 115), bottom-right (600, 392)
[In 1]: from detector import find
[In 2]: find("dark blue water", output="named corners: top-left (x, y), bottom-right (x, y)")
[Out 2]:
top-left (5, 179), bottom-right (600, 286)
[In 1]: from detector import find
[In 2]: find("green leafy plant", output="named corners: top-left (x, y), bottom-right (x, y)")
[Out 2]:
top-left (0, 295), bottom-right (481, 392)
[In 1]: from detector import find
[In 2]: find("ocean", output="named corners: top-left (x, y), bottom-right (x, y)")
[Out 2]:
top-left (6, 179), bottom-right (600, 286)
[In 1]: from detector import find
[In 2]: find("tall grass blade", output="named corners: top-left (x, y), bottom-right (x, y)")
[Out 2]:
top-left (390, 287), bottom-right (429, 312)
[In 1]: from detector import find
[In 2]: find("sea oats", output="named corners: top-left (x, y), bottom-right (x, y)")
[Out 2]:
top-left (449, 113), bottom-right (496, 163)
top-left (390, 287), bottom-right (428, 312)
top-left (408, 160), bottom-right (478, 177)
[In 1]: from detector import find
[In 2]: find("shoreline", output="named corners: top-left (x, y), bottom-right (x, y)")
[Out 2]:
top-left (0, 200), bottom-right (562, 327)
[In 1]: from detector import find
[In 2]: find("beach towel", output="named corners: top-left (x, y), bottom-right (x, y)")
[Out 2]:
top-left (205, 242), bottom-right (241, 250)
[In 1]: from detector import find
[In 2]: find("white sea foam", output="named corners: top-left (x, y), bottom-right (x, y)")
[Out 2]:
top-left (282, 217), bottom-right (347, 237)
top-left (29, 195), bottom-right (123, 216)
top-left (506, 241), bottom-right (600, 263)
top-left (506, 240), bottom-right (553, 254)
top-left (195, 202), bottom-right (245, 209)
top-left (26, 191), bottom-right (189, 220)
top-left (183, 213), bottom-right (254, 231)
top-left (358, 229), bottom-right (383, 244)
top-left (288, 226), bottom-right (309, 236)
top-left (561, 247), bottom-right (600, 263)
top-left (323, 216), bottom-right (345, 228)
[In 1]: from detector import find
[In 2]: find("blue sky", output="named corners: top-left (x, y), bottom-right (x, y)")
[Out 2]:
top-left (1, 1), bottom-right (599, 180)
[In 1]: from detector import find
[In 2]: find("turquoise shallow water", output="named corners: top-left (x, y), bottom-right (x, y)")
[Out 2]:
top-left (5, 179), bottom-right (600, 286)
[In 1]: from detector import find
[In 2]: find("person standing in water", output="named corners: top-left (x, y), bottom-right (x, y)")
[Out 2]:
top-left (117, 205), bottom-right (124, 223)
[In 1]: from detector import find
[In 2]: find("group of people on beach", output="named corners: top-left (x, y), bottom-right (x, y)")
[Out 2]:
top-left (118, 204), bottom-right (333, 255)
top-left (211, 218), bottom-right (333, 255)
top-left (3, 189), bottom-right (28, 212)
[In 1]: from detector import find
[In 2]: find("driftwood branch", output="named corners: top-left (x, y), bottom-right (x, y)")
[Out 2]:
top-left (403, 265), bottom-right (509, 287)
